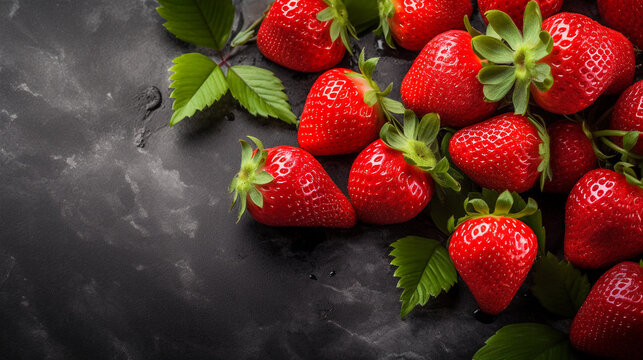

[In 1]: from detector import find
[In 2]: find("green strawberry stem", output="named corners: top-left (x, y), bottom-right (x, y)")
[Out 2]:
top-left (471, 0), bottom-right (553, 115)
top-left (450, 190), bottom-right (538, 230)
top-left (231, 3), bottom-right (272, 47)
top-left (528, 114), bottom-right (552, 191)
top-left (229, 136), bottom-right (274, 222)
top-left (590, 129), bottom-right (643, 163)
top-left (374, 0), bottom-right (395, 48)
top-left (380, 110), bottom-right (461, 191)
top-left (347, 49), bottom-right (405, 126)
top-left (614, 162), bottom-right (643, 188)
top-left (318, 0), bottom-right (359, 54)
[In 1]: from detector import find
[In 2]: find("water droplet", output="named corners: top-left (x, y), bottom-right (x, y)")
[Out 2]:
top-left (223, 112), bottom-right (235, 122)
top-left (473, 309), bottom-right (496, 324)
top-left (329, 270), bottom-right (336, 277)
top-left (308, 274), bottom-right (317, 280)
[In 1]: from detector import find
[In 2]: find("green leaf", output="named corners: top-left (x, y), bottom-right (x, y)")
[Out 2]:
top-left (227, 65), bottom-right (297, 125)
top-left (169, 53), bottom-right (228, 126)
top-left (512, 76), bottom-right (531, 115)
top-left (390, 236), bottom-right (457, 318)
top-left (471, 35), bottom-right (515, 63)
top-left (157, 0), bottom-right (235, 50)
top-left (479, 65), bottom-right (516, 102)
top-left (380, 97), bottom-right (405, 114)
top-left (346, 0), bottom-right (380, 34)
top-left (485, 10), bottom-right (523, 50)
top-left (522, 0), bottom-right (543, 44)
top-left (531, 252), bottom-right (590, 318)
top-left (474, 323), bottom-right (578, 360)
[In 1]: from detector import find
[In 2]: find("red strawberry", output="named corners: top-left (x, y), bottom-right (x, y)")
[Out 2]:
top-left (401, 30), bottom-right (498, 127)
top-left (471, 1), bottom-right (635, 115)
top-left (564, 168), bottom-right (643, 269)
top-left (449, 113), bottom-right (548, 193)
top-left (348, 111), bottom-right (459, 224)
top-left (478, 0), bottom-right (563, 29)
top-left (449, 191), bottom-right (539, 314)
top-left (610, 80), bottom-right (643, 155)
top-left (230, 137), bottom-right (356, 228)
top-left (257, 0), bottom-right (355, 73)
top-left (543, 120), bottom-right (597, 193)
top-left (298, 50), bottom-right (403, 155)
top-left (570, 261), bottom-right (643, 359)
top-left (598, 0), bottom-right (643, 49)
top-left (375, 0), bottom-right (472, 51)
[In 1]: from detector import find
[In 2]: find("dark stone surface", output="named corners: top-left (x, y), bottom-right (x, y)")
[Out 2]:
top-left (0, 0), bottom-right (639, 359)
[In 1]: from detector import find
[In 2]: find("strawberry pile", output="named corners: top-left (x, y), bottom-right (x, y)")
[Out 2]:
top-left (226, 0), bottom-right (642, 358)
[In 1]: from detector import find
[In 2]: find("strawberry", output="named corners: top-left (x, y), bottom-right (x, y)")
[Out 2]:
top-left (570, 261), bottom-right (643, 359)
top-left (298, 50), bottom-right (404, 156)
top-left (448, 113), bottom-right (550, 193)
top-left (564, 167), bottom-right (643, 269)
top-left (471, 1), bottom-right (635, 115)
top-left (257, 0), bottom-right (356, 73)
top-left (598, 0), bottom-right (643, 49)
top-left (478, 0), bottom-right (563, 29)
top-left (609, 80), bottom-right (643, 156)
top-left (400, 30), bottom-right (498, 127)
top-left (543, 120), bottom-right (597, 193)
top-left (374, 0), bottom-right (472, 51)
top-left (449, 191), bottom-right (539, 314)
top-left (348, 111), bottom-right (459, 224)
top-left (229, 137), bottom-right (356, 228)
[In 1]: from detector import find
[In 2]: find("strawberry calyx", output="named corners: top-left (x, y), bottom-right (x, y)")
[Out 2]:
top-left (614, 162), bottom-right (643, 188)
top-left (380, 110), bottom-right (461, 191)
top-left (346, 49), bottom-right (405, 123)
top-left (528, 114), bottom-right (552, 190)
top-left (374, 0), bottom-right (395, 48)
top-left (318, 0), bottom-right (359, 54)
top-left (229, 136), bottom-right (274, 222)
top-left (591, 129), bottom-right (643, 163)
top-left (471, 0), bottom-right (554, 115)
top-left (449, 190), bottom-right (538, 231)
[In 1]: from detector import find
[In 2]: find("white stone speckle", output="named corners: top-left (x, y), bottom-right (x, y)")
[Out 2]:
top-left (1, 109), bottom-right (17, 121)
top-left (8, 0), bottom-right (19, 18)
top-left (65, 155), bottom-right (77, 169)
top-left (15, 83), bottom-right (42, 98)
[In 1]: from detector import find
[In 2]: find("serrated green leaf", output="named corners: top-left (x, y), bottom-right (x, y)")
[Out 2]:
top-left (531, 252), bottom-right (590, 318)
top-left (474, 323), bottom-right (578, 360)
top-left (169, 53), bottom-right (228, 126)
top-left (483, 80), bottom-right (515, 102)
top-left (227, 65), bottom-right (297, 125)
top-left (390, 236), bottom-right (457, 318)
top-left (157, 0), bottom-right (235, 50)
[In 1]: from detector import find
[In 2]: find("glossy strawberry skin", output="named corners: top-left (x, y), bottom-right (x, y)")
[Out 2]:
top-left (570, 261), bottom-right (643, 359)
top-left (348, 139), bottom-right (434, 224)
top-left (449, 216), bottom-right (538, 315)
top-left (478, 0), bottom-right (563, 29)
top-left (298, 69), bottom-right (385, 156)
top-left (598, 0), bottom-right (643, 49)
top-left (257, 0), bottom-right (344, 73)
top-left (532, 13), bottom-right (635, 115)
top-left (543, 120), bottom-right (597, 193)
top-left (388, 0), bottom-right (472, 51)
top-left (610, 80), bottom-right (643, 155)
top-left (449, 114), bottom-right (542, 193)
top-left (247, 146), bottom-right (356, 228)
top-left (401, 31), bottom-right (497, 127)
top-left (565, 169), bottom-right (643, 269)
